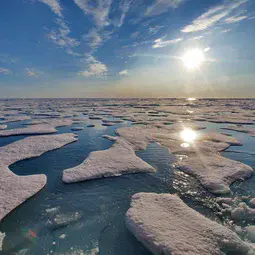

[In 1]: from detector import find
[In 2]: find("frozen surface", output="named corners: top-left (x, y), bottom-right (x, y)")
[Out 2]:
top-left (0, 98), bottom-right (254, 254)
top-left (176, 155), bottom-right (253, 194)
top-left (116, 126), bottom-right (232, 154)
top-left (0, 232), bottom-right (5, 251)
top-left (126, 193), bottom-right (252, 255)
top-left (222, 125), bottom-right (255, 137)
top-left (63, 136), bottom-right (155, 183)
top-left (0, 133), bottom-right (77, 222)
top-left (0, 119), bottom-right (73, 137)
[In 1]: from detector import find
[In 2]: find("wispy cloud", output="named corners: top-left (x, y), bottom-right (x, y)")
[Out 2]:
top-left (25, 68), bottom-right (44, 77)
top-left (181, 0), bottom-right (248, 33)
top-left (47, 18), bottom-right (80, 55)
top-left (221, 29), bottom-right (232, 33)
top-left (148, 25), bottom-right (164, 35)
top-left (83, 29), bottom-right (103, 50)
top-left (0, 67), bottom-right (12, 75)
top-left (73, 0), bottom-right (112, 28)
top-left (188, 35), bottom-right (204, 41)
top-left (119, 69), bottom-right (128, 76)
top-left (224, 15), bottom-right (248, 23)
top-left (145, 0), bottom-right (184, 17)
top-left (152, 37), bottom-right (183, 48)
top-left (38, 0), bottom-right (63, 17)
top-left (83, 29), bottom-right (112, 52)
top-left (79, 56), bottom-right (108, 77)
top-left (116, 0), bottom-right (133, 27)
top-left (0, 54), bottom-right (18, 64)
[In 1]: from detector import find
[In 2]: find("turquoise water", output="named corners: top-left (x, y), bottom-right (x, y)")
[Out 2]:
top-left (0, 118), bottom-right (254, 254)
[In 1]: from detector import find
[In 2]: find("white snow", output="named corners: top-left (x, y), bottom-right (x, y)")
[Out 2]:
top-left (175, 155), bottom-right (253, 195)
top-left (0, 232), bottom-right (5, 251)
top-left (125, 193), bottom-right (252, 255)
top-left (62, 136), bottom-right (155, 183)
top-left (0, 119), bottom-right (73, 137)
top-left (0, 133), bottom-right (77, 222)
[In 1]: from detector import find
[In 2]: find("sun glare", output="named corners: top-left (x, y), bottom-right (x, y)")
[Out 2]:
top-left (180, 128), bottom-right (197, 143)
top-left (182, 49), bottom-right (205, 70)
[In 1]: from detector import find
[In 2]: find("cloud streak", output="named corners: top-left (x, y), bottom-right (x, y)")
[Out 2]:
top-left (25, 68), bottom-right (43, 77)
top-left (181, 0), bottom-right (248, 33)
top-left (47, 18), bottom-right (80, 55)
top-left (152, 37), bottom-right (183, 48)
top-left (119, 69), bottom-right (128, 76)
top-left (38, 0), bottom-right (63, 17)
top-left (225, 15), bottom-right (248, 23)
top-left (145, 0), bottom-right (184, 17)
top-left (0, 67), bottom-right (12, 75)
top-left (73, 0), bottom-right (112, 28)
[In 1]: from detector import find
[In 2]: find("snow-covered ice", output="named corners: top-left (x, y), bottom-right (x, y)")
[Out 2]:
top-left (0, 133), bottom-right (77, 221)
top-left (175, 155), bottom-right (253, 194)
top-left (125, 193), bottom-right (252, 255)
top-left (63, 136), bottom-right (155, 183)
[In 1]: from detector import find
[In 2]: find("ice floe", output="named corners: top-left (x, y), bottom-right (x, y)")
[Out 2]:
top-left (0, 119), bottom-right (73, 137)
top-left (175, 155), bottom-right (253, 195)
top-left (0, 124), bottom-right (57, 137)
top-left (0, 133), bottom-right (77, 221)
top-left (222, 125), bottom-right (255, 137)
top-left (125, 193), bottom-right (252, 255)
top-left (62, 136), bottom-right (155, 183)
top-left (0, 232), bottom-right (5, 251)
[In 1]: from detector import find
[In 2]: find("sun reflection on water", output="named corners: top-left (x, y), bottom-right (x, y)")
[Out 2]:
top-left (180, 128), bottom-right (197, 147)
top-left (187, 98), bottom-right (196, 101)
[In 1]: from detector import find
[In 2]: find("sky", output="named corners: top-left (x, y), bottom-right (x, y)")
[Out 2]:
top-left (0, 0), bottom-right (255, 98)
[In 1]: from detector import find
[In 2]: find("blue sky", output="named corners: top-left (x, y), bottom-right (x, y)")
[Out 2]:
top-left (0, 0), bottom-right (255, 98)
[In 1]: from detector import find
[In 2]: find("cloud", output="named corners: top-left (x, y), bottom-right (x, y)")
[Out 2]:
top-left (0, 54), bottom-right (18, 64)
top-left (152, 38), bottom-right (183, 48)
top-left (79, 56), bottom-right (108, 77)
top-left (224, 15), bottom-right (248, 23)
top-left (0, 67), bottom-right (12, 75)
top-left (38, 0), bottom-right (63, 17)
top-left (221, 29), bottom-right (232, 33)
top-left (47, 18), bottom-right (80, 55)
top-left (119, 69), bottom-right (128, 76)
top-left (145, 0), bottom-right (184, 17)
top-left (148, 25), bottom-right (164, 35)
top-left (188, 35), bottom-right (204, 41)
top-left (73, 0), bottom-right (112, 28)
top-left (26, 68), bottom-right (43, 77)
top-left (181, 0), bottom-right (248, 33)
top-left (83, 29), bottom-right (103, 50)
top-left (116, 0), bottom-right (133, 27)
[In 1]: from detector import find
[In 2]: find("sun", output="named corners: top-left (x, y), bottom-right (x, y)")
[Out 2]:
top-left (182, 49), bottom-right (205, 70)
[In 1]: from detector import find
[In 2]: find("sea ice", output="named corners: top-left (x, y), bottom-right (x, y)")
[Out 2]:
top-left (175, 155), bottom-right (253, 195)
top-left (231, 203), bottom-right (255, 223)
top-left (0, 119), bottom-right (73, 137)
top-left (0, 124), bottom-right (57, 137)
top-left (222, 125), bottom-right (255, 137)
top-left (125, 193), bottom-right (252, 255)
top-left (0, 232), bottom-right (5, 251)
top-left (0, 133), bottom-right (77, 221)
top-left (62, 137), bottom-right (155, 183)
